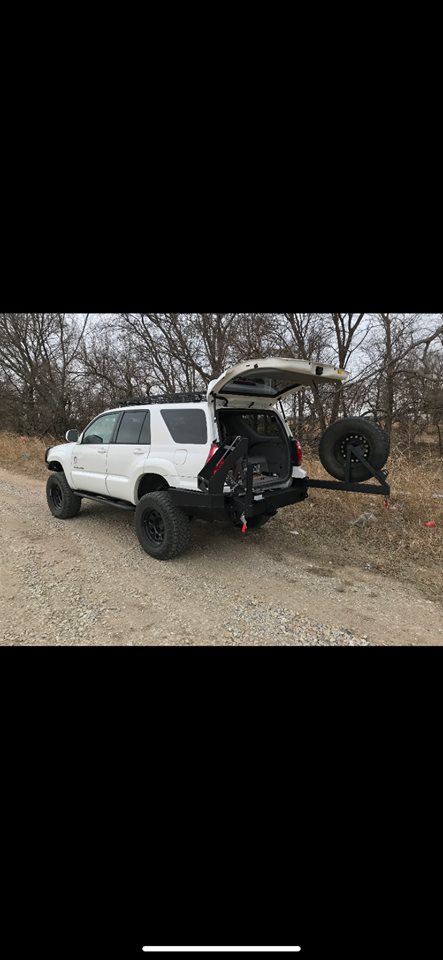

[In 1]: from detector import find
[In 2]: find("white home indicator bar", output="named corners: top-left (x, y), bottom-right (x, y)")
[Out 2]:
top-left (142, 950), bottom-right (301, 954)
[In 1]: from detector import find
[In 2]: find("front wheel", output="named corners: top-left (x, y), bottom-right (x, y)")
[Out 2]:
top-left (135, 492), bottom-right (191, 560)
top-left (319, 417), bottom-right (390, 482)
top-left (46, 473), bottom-right (82, 518)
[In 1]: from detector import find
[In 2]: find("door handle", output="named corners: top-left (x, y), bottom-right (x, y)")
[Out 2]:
top-left (133, 448), bottom-right (146, 454)
top-left (97, 448), bottom-right (107, 454)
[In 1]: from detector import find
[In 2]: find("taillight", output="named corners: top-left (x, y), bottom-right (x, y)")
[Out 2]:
top-left (205, 441), bottom-right (226, 476)
top-left (206, 441), bottom-right (220, 464)
top-left (291, 438), bottom-right (302, 466)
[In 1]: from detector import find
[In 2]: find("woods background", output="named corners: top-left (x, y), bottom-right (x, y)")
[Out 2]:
top-left (1, 313), bottom-right (442, 452)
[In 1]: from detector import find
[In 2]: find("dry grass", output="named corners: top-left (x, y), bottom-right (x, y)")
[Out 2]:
top-left (0, 431), bottom-right (54, 479)
top-left (1, 430), bottom-right (442, 600)
top-left (279, 446), bottom-right (443, 601)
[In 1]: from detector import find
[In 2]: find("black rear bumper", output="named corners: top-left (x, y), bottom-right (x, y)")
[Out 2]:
top-left (169, 432), bottom-right (390, 523)
top-left (168, 478), bottom-right (308, 521)
top-left (168, 436), bottom-right (309, 521)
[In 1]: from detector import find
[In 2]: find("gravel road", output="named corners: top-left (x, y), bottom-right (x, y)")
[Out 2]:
top-left (1, 467), bottom-right (442, 645)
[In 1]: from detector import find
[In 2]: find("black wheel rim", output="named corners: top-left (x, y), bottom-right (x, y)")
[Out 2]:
top-left (143, 508), bottom-right (165, 545)
top-left (337, 433), bottom-right (371, 464)
top-left (50, 484), bottom-right (63, 510)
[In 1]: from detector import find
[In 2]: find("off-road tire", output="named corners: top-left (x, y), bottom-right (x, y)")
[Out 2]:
top-left (135, 492), bottom-right (191, 560)
top-left (46, 473), bottom-right (82, 519)
top-left (319, 417), bottom-right (390, 482)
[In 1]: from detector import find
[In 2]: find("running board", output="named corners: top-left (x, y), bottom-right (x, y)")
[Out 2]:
top-left (75, 491), bottom-right (135, 511)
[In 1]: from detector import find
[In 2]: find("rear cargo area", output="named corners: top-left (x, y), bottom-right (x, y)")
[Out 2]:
top-left (217, 408), bottom-right (291, 488)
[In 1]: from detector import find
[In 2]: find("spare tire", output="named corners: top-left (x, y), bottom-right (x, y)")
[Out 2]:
top-left (319, 417), bottom-right (390, 482)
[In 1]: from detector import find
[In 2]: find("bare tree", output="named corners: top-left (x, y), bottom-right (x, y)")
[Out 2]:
top-left (328, 314), bottom-right (367, 422)
top-left (1, 313), bottom-right (440, 455)
top-left (278, 314), bottom-right (330, 432)
top-left (362, 314), bottom-right (443, 435)
top-left (119, 313), bottom-right (240, 388)
top-left (0, 313), bottom-right (90, 435)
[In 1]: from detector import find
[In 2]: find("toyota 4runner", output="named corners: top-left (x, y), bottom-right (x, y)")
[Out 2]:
top-left (45, 357), bottom-right (390, 559)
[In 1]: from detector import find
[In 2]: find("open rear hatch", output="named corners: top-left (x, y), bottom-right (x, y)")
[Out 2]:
top-left (208, 357), bottom-right (349, 492)
top-left (208, 357), bottom-right (349, 408)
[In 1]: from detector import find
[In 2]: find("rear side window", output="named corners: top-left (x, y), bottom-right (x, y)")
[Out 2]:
top-left (161, 409), bottom-right (207, 444)
top-left (139, 412), bottom-right (151, 444)
top-left (115, 410), bottom-right (150, 444)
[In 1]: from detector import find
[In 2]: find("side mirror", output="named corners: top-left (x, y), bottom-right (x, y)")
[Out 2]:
top-left (66, 429), bottom-right (79, 443)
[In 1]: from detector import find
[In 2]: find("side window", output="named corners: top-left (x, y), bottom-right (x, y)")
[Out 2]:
top-left (161, 409), bottom-right (207, 444)
top-left (115, 410), bottom-right (149, 444)
top-left (82, 413), bottom-right (120, 445)
top-left (139, 412), bottom-right (151, 444)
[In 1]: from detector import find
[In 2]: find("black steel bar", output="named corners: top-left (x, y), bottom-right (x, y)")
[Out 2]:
top-left (306, 479), bottom-right (390, 495)
top-left (246, 460), bottom-right (254, 507)
top-left (349, 444), bottom-right (390, 486)
top-left (198, 436), bottom-right (249, 494)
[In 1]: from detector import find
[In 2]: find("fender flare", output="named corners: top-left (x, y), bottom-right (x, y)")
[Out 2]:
top-left (133, 460), bottom-right (179, 502)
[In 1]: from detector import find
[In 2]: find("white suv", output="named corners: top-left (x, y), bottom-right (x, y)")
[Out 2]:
top-left (45, 357), bottom-right (355, 559)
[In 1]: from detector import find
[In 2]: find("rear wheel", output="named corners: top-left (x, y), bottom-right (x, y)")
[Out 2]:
top-left (319, 417), bottom-right (390, 482)
top-left (135, 492), bottom-right (191, 560)
top-left (46, 473), bottom-right (82, 519)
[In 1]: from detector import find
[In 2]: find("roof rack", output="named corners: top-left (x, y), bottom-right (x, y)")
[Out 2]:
top-left (115, 392), bottom-right (207, 407)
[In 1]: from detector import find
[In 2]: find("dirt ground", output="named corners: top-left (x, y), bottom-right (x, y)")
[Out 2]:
top-left (1, 466), bottom-right (442, 646)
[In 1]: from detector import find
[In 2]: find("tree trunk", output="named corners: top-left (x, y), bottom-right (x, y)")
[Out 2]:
top-left (382, 314), bottom-right (395, 436)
